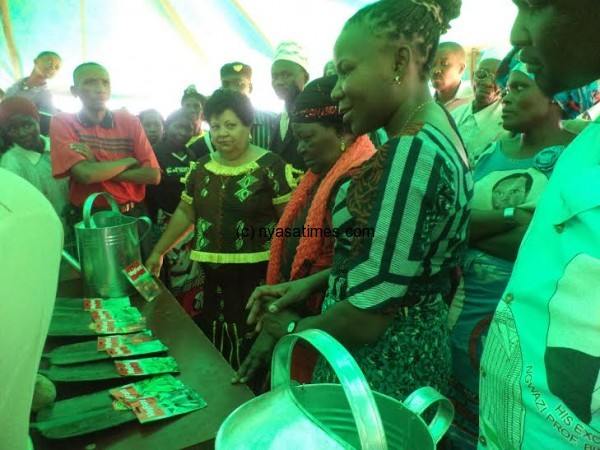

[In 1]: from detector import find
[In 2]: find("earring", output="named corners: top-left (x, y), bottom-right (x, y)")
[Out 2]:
top-left (340, 141), bottom-right (346, 152)
top-left (394, 75), bottom-right (403, 85)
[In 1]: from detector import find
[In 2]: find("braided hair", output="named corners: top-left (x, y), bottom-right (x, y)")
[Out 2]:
top-left (346, 0), bottom-right (461, 79)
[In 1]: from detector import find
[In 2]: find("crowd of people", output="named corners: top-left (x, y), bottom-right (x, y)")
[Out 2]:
top-left (2, 0), bottom-right (600, 449)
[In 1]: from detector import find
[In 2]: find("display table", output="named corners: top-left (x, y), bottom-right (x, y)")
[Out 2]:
top-left (32, 279), bottom-right (254, 450)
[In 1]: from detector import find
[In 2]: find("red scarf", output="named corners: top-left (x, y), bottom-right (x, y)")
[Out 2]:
top-left (267, 135), bottom-right (376, 290)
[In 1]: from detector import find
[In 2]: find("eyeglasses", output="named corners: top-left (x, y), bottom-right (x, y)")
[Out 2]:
top-left (473, 69), bottom-right (496, 82)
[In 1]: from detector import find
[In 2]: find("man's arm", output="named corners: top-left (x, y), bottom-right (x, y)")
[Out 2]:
top-left (70, 158), bottom-right (139, 185)
top-left (112, 167), bottom-right (161, 185)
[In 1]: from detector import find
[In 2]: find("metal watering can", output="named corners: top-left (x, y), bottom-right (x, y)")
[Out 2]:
top-left (61, 192), bottom-right (152, 298)
top-left (216, 329), bottom-right (454, 449)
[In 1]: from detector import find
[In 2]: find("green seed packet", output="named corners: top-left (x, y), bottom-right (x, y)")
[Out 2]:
top-left (123, 261), bottom-right (161, 302)
top-left (93, 318), bottom-right (147, 335)
top-left (129, 388), bottom-right (207, 423)
top-left (84, 297), bottom-right (131, 311)
top-left (97, 331), bottom-right (154, 351)
top-left (114, 357), bottom-right (179, 377)
top-left (91, 307), bottom-right (142, 324)
top-left (106, 340), bottom-right (168, 358)
top-left (109, 374), bottom-right (185, 405)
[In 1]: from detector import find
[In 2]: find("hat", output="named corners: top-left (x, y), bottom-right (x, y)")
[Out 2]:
top-left (220, 62), bottom-right (252, 80)
top-left (292, 75), bottom-right (342, 126)
top-left (273, 41), bottom-right (309, 75)
top-left (0, 96), bottom-right (40, 126)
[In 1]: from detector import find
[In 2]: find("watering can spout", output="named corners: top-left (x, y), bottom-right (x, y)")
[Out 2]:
top-left (61, 249), bottom-right (81, 274)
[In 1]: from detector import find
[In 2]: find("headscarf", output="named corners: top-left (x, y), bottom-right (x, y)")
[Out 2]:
top-left (0, 96), bottom-right (40, 126)
top-left (266, 76), bottom-right (376, 310)
top-left (496, 47), bottom-right (600, 120)
top-left (291, 75), bottom-right (343, 127)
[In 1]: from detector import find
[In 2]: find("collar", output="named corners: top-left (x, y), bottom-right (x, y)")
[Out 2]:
top-left (76, 110), bottom-right (115, 128)
top-left (470, 99), bottom-right (503, 126)
top-left (10, 135), bottom-right (50, 165)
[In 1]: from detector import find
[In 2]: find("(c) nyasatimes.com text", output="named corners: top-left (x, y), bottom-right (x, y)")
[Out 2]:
top-left (236, 225), bottom-right (375, 240)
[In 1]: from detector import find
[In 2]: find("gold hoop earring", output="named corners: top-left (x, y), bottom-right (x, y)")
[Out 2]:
top-left (394, 75), bottom-right (403, 85)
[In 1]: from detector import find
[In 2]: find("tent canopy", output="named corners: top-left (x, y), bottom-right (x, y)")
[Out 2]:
top-left (1, 0), bottom-right (517, 115)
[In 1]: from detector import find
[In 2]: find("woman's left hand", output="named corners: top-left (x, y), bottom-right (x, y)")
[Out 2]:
top-left (260, 309), bottom-right (302, 339)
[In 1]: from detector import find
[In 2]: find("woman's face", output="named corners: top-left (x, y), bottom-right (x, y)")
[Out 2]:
top-left (501, 71), bottom-right (555, 133)
top-left (181, 97), bottom-right (203, 131)
top-left (140, 112), bottom-right (164, 146)
top-left (292, 122), bottom-right (342, 175)
top-left (208, 109), bottom-right (251, 158)
top-left (331, 23), bottom-right (398, 136)
top-left (165, 117), bottom-right (194, 148)
top-left (4, 114), bottom-right (42, 150)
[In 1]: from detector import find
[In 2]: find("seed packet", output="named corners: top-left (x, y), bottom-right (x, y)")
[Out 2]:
top-left (114, 357), bottom-right (179, 377)
top-left (129, 388), bottom-right (207, 423)
top-left (97, 331), bottom-right (154, 351)
top-left (109, 374), bottom-right (185, 405)
top-left (93, 318), bottom-right (147, 335)
top-left (123, 261), bottom-right (161, 302)
top-left (83, 297), bottom-right (131, 311)
top-left (107, 340), bottom-right (168, 358)
top-left (91, 307), bottom-right (142, 324)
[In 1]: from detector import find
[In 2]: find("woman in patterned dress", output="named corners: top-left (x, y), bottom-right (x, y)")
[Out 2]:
top-left (250, 0), bottom-right (472, 403)
top-left (146, 89), bottom-right (296, 370)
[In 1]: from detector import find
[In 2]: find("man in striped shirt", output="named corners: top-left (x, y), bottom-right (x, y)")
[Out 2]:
top-left (50, 62), bottom-right (160, 255)
top-left (220, 62), bottom-right (277, 151)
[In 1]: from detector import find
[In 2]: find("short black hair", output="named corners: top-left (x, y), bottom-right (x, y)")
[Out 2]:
top-left (204, 88), bottom-right (254, 127)
top-left (72, 62), bottom-right (107, 84)
top-left (36, 51), bottom-right (61, 60)
top-left (138, 109), bottom-right (164, 125)
top-left (346, 0), bottom-right (462, 80)
top-left (493, 172), bottom-right (534, 194)
top-left (164, 108), bottom-right (195, 130)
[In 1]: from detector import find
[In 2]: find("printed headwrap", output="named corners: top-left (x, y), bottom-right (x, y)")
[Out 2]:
top-left (497, 47), bottom-right (600, 120)
top-left (292, 75), bottom-right (343, 126)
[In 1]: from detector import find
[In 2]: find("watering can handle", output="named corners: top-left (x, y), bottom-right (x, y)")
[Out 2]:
top-left (403, 386), bottom-right (454, 444)
top-left (83, 192), bottom-right (121, 228)
top-left (136, 216), bottom-right (153, 243)
top-left (271, 329), bottom-right (387, 450)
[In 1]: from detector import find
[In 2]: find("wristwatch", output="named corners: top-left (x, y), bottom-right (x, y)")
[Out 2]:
top-left (286, 321), bottom-right (298, 334)
top-left (503, 207), bottom-right (517, 226)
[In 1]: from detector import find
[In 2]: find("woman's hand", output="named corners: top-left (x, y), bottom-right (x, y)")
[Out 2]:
top-left (231, 331), bottom-right (278, 384)
top-left (261, 309), bottom-right (302, 340)
top-left (246, 278), bottom-right (314, 326)
top-left (145, 251), bottom-right (164, 278)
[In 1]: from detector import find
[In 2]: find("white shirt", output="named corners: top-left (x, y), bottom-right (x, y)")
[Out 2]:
top-left (0, 135), bottom-right (68, 219)
top-left (451, 100), bottom-right (505, 166)
top-left (479, 118), bottom-right (600, 449)
top-left (0, 169), bottom-right (62, 450)
top-left (437, 81), bottom-right (475, 112)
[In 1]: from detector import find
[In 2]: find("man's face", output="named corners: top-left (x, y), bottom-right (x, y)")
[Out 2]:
top-left (431, 49), bottom-right (465, 92)
top-left (492, 176), bottom-right (529, 209)
top-left (33, 55), bottom-right (61, 80)
top-left (71, 66), bottom-right (111, 112)
top-left (473, 59), bottom-right (502, 109)
top-left (221, 74), bottom-right (252, 96)
top-left (4, 114), bottom-right (41, 150)
top-left (510, 0), bottom-right (600, 95)
top-left (271, 60), bottom-right (307, 102)
top-left (181, 98), bottom-right (203, 132)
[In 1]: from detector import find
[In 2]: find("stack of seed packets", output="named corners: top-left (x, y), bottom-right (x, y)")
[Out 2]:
top-left (109, 375), bottom-right (206, 423)
top-left (114, 357), bottom-right (179, 377)
top-left (89, 305), bottom-right (148, 335)
top-left (123, 261), bottom-right (161, 302)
